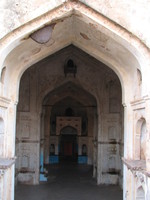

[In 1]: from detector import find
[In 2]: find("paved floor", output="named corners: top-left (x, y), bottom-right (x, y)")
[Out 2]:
top-left (15, 162), bottom-right (123, 200)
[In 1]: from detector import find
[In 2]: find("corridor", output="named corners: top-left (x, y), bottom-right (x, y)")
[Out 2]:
top-left (15, 163), bottom-right (123, 200)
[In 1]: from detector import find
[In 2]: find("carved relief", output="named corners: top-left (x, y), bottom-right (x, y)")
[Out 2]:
top-left (60, 126), bottom-right (77, 135)
top-left (56, 117), bottom-right (81, 136)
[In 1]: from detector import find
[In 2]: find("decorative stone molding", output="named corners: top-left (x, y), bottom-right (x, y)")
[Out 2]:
top-left (122, 158), bottom-right (150, 178)
top-left (122, 158), bottom-right (146, 171)
top-left (130, 98), bottom-right (146, 111)
top-left (56, 116), bottom-right (81, 135)
top-left (0, 157), bottom-right (16, 178)
top-left (0, 97), bottom-right (11, 108)
top-left (0, 157), bottom-right (16, 170)
top-left (138, 172), bottom-right (145, 183)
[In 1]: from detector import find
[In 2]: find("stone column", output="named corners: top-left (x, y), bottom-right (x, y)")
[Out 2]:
top-left (145, 98), bottom-right (150, 172)
top-left (78, 137), bottom-right (82, 156)
top-left (44, 107), bottom-right (51, 164)
top-left (97, 109), bottom-right (102, 184)
top-left (145, 97), bottom-right (150, 200)
top-left (40, 109), bottom-right (45, 172)
top-left (146, 177), bottom-right (150, 200)
top-left (123, 103), bottom-right (134, 200)
top-left (5, 101), bottom-right (17, 200)
top-left (93, 109), bottom-right (98, 178)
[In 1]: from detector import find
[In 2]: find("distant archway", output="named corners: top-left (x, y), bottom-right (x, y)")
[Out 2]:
top-left (59, 126), bottom-right (78, 162)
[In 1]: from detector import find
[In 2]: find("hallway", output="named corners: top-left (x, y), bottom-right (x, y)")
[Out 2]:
top-left (15, 163), bottom-right (123, 200)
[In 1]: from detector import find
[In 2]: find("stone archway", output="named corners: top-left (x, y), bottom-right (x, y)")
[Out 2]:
top-left (40, 79), bottom-right (98, 171)
top-left (0, 1), bottom-right (150, 200)
top-left (15, 45), bottom-right (123, 189)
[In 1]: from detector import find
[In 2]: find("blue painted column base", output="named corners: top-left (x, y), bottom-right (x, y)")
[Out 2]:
top-left (49, 155), bottom-right (59, 164)
top-left (78, 156), bottom-right (88, 164)
top-left (40, 173), bottom-right (48, 181)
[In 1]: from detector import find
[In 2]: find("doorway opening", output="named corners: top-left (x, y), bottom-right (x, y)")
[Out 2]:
top-left (15, 45), bottom-right (123, 199)
top-left (59, 126), bottom-right (78, 162)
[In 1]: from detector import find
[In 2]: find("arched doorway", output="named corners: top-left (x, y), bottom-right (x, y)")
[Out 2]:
top-left (59, 126), bottom-right (78, 162)
top-left (15, 45), bottom-right (123, 189)
top-left (41, 80), bottom-right (97, 169)
top-left (1, 1), bottom-right (149, 199)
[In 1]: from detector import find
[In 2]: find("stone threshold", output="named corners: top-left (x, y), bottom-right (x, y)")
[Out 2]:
top-left (122, 158), bottom-right (150, 177)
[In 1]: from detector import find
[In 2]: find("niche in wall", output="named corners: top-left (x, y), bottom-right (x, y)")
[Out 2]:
top-left (136, 186), bottom-right (145, 200)
top-left (140, 120), bottom-right (146, 160)
top-left (0, 117), bottom-right (4, 134)
top-left (135, 118), bottom-right (147, 160)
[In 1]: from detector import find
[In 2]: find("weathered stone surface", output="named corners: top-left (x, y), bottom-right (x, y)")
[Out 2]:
top-left (0, 0), bottom-right (150, 48)
top-left (0, 1), bottom-right (150, 200)
top-left (30, 25), bottom-right (53, 44)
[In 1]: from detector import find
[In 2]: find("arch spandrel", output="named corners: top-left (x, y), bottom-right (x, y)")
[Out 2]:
top-left (0, 1), bottom-right (148, 105)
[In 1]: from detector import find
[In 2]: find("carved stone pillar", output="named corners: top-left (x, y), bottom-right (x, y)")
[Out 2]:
top-left (146, 177), bottom-right (150, 200)
top-left (145, 98), bottom-right (150, 172)
top-left (44, 107), bottom-right (51, 164)
top-left (123, 103), bottom-right (134, 200)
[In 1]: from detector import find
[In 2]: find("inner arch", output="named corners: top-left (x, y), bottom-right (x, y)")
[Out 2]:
top-left (15, 44), bottom-right (123, 192)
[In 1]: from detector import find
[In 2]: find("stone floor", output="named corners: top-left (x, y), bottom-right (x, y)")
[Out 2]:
top-left (15, 162), bottom-right (123, 200)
